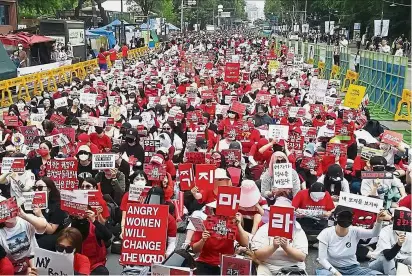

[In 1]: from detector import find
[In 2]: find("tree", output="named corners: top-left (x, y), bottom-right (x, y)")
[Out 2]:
top-left (156, 0), bottom-right (178, 24)
top-left (132, 0), bottom-right (159, 16)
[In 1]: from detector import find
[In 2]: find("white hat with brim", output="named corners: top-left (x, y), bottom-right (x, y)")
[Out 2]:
top-left (214, 168), bottom-right (230, 180)
top-left (206, 201), bottom-right (217, 208)
top-left (239, 180), bottom-right (261, 208)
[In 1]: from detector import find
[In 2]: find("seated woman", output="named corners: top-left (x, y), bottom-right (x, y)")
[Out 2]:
top-left (80, 177), bottom-right (111, 224)
top-left (317, 164), bottom-right (350, 203)
top-left (251, 197), bottom-right (308, 275)
top-left (31, 177), bottom-right (69, 251)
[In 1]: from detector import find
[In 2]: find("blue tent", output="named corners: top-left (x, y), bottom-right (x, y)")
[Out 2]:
top-left (167, 23), bottom-right (180, 31)
top-left (102, 19), bottom-right (135, 32)
top-left (87, 28), bottom-right (116, 48)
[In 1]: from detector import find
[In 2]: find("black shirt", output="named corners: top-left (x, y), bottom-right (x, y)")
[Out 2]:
top-left (77, 162), bottom-right (98, 185)
top-left (119, 142), bottom-right (144, 167)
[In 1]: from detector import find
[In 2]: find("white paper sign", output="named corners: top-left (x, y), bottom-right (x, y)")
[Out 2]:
top-left (45, 133), bottom-right (69, 147)
top-left (68, 28), bottom-right (85, 46)
top-left (54, 97), bottom-right (68, 108)
top-left (34, 247), bottom-right (74, 275)
top-left (79, 93), bottom-right (97, 107)
top-left (30, 113), bottom-right (46, 123)
top-left (272, 163), bottom-right (293, 188)
top-left (267, 125), bottom-right (289, 140)
top-left (1, 157), bottom-right (24, 174)
top-left (309, 78), bottom-right (329, 102)
top-left (374, 20), bottom-right (389, 37)
top-left (302, 24), bottom-right (309, 33)
top-left (324, 96), bottom-right (338, 106)
top-left (128, 181), bottom-right (147, 202)
top-left (22, 191), bottom-right (48, 210)
top-left (338, 192), bottom-right (384, 213)
top-left (216, 104), bottom-right (229, 115)
top-left (92, 154), bottom-right (116, 170)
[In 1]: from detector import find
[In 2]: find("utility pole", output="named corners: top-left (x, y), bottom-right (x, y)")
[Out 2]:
top-left (304, 0), bottom-right (307, 23)
top-left (180, 0), bottom-right (184, 32)
top-left (120, 0), bottom-right (124, 44)
top-left (91, 0), bottom-right (97, 28)
top-left (380, 0), bottom-right (384, 37)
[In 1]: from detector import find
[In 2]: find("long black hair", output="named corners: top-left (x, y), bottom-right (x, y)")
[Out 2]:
top-left (40, 176), bottom-right (61, 202)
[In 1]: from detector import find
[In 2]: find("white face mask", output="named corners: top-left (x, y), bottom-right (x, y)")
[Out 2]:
top-left (269, 89), bottom-right (276, 95)
top-left (228, 113), bottom-right (236, 119)
top-left (310, 192), bottom-right (325, 202)
top-left (79, 154), bottom-right (89, 161)
top-left (73, 100), bottom-right (79, 106)
top-left (291, 92), bottom-right (296, 97)
top-left (278, 94), bottom-right (284, 99)
top-left (326, 119), bottom-right (335, 125)
top-left (303, 151), bottom-right (312, 157)
top-left (71, 125), bottom-right (78, 130)
top-left (133, 179), bottom-right (146, 187)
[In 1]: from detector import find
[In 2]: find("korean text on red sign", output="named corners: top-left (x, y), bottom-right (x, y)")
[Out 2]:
top-left (268, 206), bottom-right (295, 239)
top-left (46, 158), bottom-right (79, 190)
top-left (216, 186), bottom-right (241, 217)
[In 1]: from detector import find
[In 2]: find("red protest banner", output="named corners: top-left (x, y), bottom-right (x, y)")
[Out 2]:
top-left (4, 115), bottom-right (19, 127)
top-left (143, 164), bottom-right (167, 181)
top-left (60, 189), bottom-right (89, 217)
top-left (204, 215), bottom-right (237, 240)
top-left (326, 143), bottom-right (348, 158)
top-left (22, 191), bottom-right (48, 210)
top-left (186, 110), bottom-right (203, 124)
top-left (201, 90), bottom-right (214, 100)
top-left (393, 209), bottom-right (411, 233)
top-left (287, 132), bottom-right (304, 155)
top-left (46, 158), bottom-right (79, 190)
top-left (343, 109), bottom-right (358, 122)
top-left (309, 104), bottom-right (325, 117)
top-left (301, 126), bottom-right (317, 143)
top-left (301, 156), bottom-right (322, 171)
top-left (121, 204), bottom-right (169, 266)
top-left (10, 159), bottom-right (25, 173)
top-left (255, 93), bottom-right (272, 104)
top-left (195, 164), bottom-right (216, 191)
top-left (50, 114), bottom-right (66, 125)
top-left (0, 197), bottom-right (19, 223)
top-left (273, 107), bottom-right (289, 119)
top-left (224, 62), bottom-right (240, 83)
top-left (59, 127), bottom-right (76, 144)
top-left (143, 140), bottom-right (160, 163)
top-left (87, 190), bottom-right (102, 211)
top-left (188, 217), bottom-right (206, 232)
top-left (221, 149), bottom-right (241, 167)
top-left (19, 126), bottom-right (39, 147)
top-left (268, 206), bottom-right (295, 239)
top-left (178, 163), bottom-right (194, 191)
top-left (216, 186), bottom-right (241, 217)
top-left (381, 130), bottom-right (403, 147)
top-left (185, 152), bottom-right (206, 164)
top-left (221, 255), bottom-right (252, 276)
top-left (335, 124), bottom-right (355, 141)
top-left (230, 101), bottom-right (246, 115)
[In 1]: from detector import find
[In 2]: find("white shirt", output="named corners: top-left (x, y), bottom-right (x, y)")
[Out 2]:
top-left (380, 45), bottom-right (391, 53)
top-left (395, 49), bottom-right (404, 56)
top-left (251, 222), bottom-right (308, 274)
top-left (371, 224), bottom-right (411, 260)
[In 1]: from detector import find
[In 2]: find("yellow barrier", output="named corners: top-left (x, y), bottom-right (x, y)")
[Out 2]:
top-left (394, 89), bottom-right (411, 122)
top-left (318, 61), bottom-right (325, 79)
top-left (0, 45), bottom-right (158, 107)
top-left (341, 70), bottom-right (359, 93)
top-left (330, 65), bottom-right (340, 80)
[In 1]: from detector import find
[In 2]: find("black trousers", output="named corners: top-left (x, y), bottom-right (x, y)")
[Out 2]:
top-left (91, 265), bottom-right (109, 275)
top-left (196, 261), bottom-right (220, 275)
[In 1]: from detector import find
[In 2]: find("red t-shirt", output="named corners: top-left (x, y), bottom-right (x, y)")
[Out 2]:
top-left (121, 45), bottom-right (129, 57)
top-left (109, 49), bottom-right (117, 61)
top-left (292, 189), bottom-right (335, 211)
top-left (198, 189), bottom-right (217, 205)
top-left (74, 253), bottom-right (91, 275)
top-left (399, 194), bottom-right (411, 209)
top-left (90, 133), bottom-right (112, 151)
top-left (0, 257), bottom-right (14, 275)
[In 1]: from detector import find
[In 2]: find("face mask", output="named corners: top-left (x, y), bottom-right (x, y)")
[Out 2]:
top-left (79, 154), bottom-right (89, 161)
top-left (126, 138), bottom-right (135, 144)
top-left (44, 101), bottom-right (50, 107)
top-left (228, 113), bottom-right (236, 119)
top-left (337, 218), bottom-right (352, 228)
top-left (43, 93), bottom-right (50, 98)
top-left (19, 47), bottom-right (23, 50)
top-left (310, 192), bottom-right (325, 202)
top-left (129, 98), bottom-right (135, 102)
top-left (278, 94), bottom-right (284, 99)
top-left (326, 119), bottom-right (335, 125)
top-left (73, 100), bottom-right (79, 106)
top-left (303, 151), bottom-right (312, 157)
top-left (37, 149), bottom-right (49, 157)
top-left (291, 92), bottom-right (296, 97)
top-left (71, 125), bottom-right (78, 130)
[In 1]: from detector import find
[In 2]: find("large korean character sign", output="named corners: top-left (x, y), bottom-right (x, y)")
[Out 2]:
top-left (272, 163), bottom-right (293, 189)
top-left (268, 206), bottom-right (295, 239)
top-left (216, 186), bottom-right (241, 217)
top-left (178, 163), bottom-right (194, 191)
top-left (195, 164), bottom-right (216, 191)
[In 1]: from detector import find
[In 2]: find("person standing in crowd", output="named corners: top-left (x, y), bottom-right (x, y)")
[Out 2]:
top-left (17, 43), bottom-right (27, 67)
top-left (97, 47), bottom-right (110, 70)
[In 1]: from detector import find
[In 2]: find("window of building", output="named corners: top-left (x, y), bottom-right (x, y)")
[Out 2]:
top-left (0, 5), bottom-right (9, 25)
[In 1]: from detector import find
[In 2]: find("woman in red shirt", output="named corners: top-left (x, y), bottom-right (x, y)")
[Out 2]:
top-left (97, 47), bottom-right (109, 71)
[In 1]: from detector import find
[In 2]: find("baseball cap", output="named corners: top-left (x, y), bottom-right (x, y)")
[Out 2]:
top-left (214, 168), bottom-right (230, 180)
top-left (125, 129), bottom-right (138, 139)
top-left (304, 143), bottom-right (315, 155)
top-left (78, 133), bottom-right (90, 143)
top-left (195, 138), bottom-right (208, 149)
top-left (77, 145), bottom-right (91, 154)
top-left (122, 122), bottom-right (132, 129)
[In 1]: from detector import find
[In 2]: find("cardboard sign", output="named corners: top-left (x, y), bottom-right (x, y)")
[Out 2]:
top-left (361, 171), bottom-right (393, 179)
top-left (272, 163), bottom-right (293, 189)
top-left (343, 84), bottom-right (366, 109)
top-left (338, 192), bottom-right (383, 213)
top-left (381, 130), bottom-right (403, 147)
top-left (60, 189), bottom-right (89, 217)
top-left (267, 125), bottom-right (289, 140)
top-left (216, 186), bottom-right (241, 217)
top-left (79, 92), bottom-right (98, 107)
top-left (178, 163), bottom-right (194, 191)
top-left (22, 191), bottom-right (48, 210)
top-left (309, 78), bottom-right (329, 102)
top-left (185, 152), bottom-right (206, 164)
top-left (195, 164), bottom-right (216, 191)
top-left (34, 247), bottom-right (74, 276)
top-left (221, 255), bottom-right (252, 276)
top-left (221, 149), bottom-right (241, 167)
top-left (204, 215), bottom-right (237, 240)
top-left (300, 156), bottom-right (321, 171)
top-left (46, 158), bottom-right (78, 190)
top-left (1, 157), bottom-right (24, 174)
top-left (92, 154), bottom-right (116, 170)
top-left (0, 197), bottom-right (19, 223)
top-left (121, 204), bottom-right (169, 266)
top-left (393, 209), bottom-right (411, 232)
top-left (268, 206), bottom-right (295, 239)
top-left (19, 126), bottom-right (39, 147)
top-left (188, 216), bottom-right (206, 232)
top-left (54, 96), bottom-right (68, 108)
top-left (4, 115), bottom-right (19, 127)
top-left (230, 101), bottom-right (246, 115)
top-left (151, 264), bottom-right (193, 276)
top-left (144, 140), bottom-right (161, 163)
top-left (50, 114), bottom-right (67, 125)
top-left (360, 147), bottom-right (384, 161)
top-left (326, 143), bottom-right (348, 158)
top-left (224, 63), bottom-right (240, 83)
top-left (143, 164), bottom-right (167, 181)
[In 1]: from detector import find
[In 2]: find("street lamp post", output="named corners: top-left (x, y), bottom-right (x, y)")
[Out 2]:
top-left (218, 5), bottom-right (223, 28)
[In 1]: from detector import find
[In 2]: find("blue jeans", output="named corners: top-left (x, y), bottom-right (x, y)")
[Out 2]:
top-left (99, 63), bottom-right (108, 70)
top-left (316, 264), bottom-right (382, 275)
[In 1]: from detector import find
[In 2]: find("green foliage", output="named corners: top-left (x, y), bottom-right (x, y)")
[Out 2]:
top-left (155, 0), bottom-right (178, 24)
top-left (19, 0), bottom-right (77, 17)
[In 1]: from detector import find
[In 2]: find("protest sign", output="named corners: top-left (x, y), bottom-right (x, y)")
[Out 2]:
top-left (224, 63), bottom-right (240, 83)
top-left (335, 124), bottom-right (355, 141)
top-left (58, 127), bottom-right (76, 144)
top-left (338, 192), bottom-right (383, 213)
top-left (195, 164), bottom-right (216, 191)
top-left (0, 197), bottom-right (18, 223)
top-left (273, 107), bottom-right (289, 119)
top-left (92, 154), bottom-right (116, 170)
top-left (128, 180), bottom-right (147, 202)
top-left (79, 92), bottom-right (98, 107)
top-left (288, 107), bottom-right (306, 118)
top-left (50, 114), bottom-right (67, 125)
top-left (216, 104), bottom-right (230, 115)
top-left (360, 147), bottom-right (384, 161)
top-left (230, 101), bottom-right (246, 115)
top-left (268, 206), bottom-right (295, 239)
top-left (342, 109), bottom-right (358, 122)
top-left (185, 151), bottom-right (206, 164)
top-left (393, 209), bottom-right (411, 232)
top-left (34, 247), bottom-right (74, 276)
top-left (221, 149), bottom-right (241, 167)
top-left (19, 126), bottom-right (39, 147)
top-left (267, 125), bottom-right (289, 140)
top-left (87, 190), bottom-right (103, 210)
top-left (121, 204), bottom-right (169, 266)
top-left (128, 186), bottom-right (151, 204)
top-left (287, 132), bottom-right (304, 155)
top-left (361, 171), bottom-right (393, 179)
top-left (144, 140), bottom-right (160, 163)
top-left (343, 84), bottom-right (366, 109)
top-left (152, 264), bottom-right (193, 275)
top-left (381, 130), bottom-right (403, 147)
top-left (143, 164), bottom-right (167, 181)
top-left (309, 78), bottom-right (328, 102)
top-left (178, 163), bottom-right (194, 191)
top-left (45, 133), bottom-right (70, 147)
top-left (22, 191), bottom-right (47, 210)
top-left (204, 215), bottom-right (237, 240)
top-left (10, 159), bottom-right (25, 173)
top-left (301, 156), bottom-right (321, 171)
top-left (188, 216), bottom-right (206, 232)
top-left (46, 158), bottom-right (78, 190)
top-left (326, 143), bottom-right (348, 158)
top-left (30, 113), bottom-right (46, 124)
top-left (60, 189), bottom-right (89, 217)
top-left (4, 115), bottom-right (19, 127)
top-left (1, 157), bottom-right (24, 174)
top-left (54, 96), bottom-right (68, 108)
top-left (221, 255), bottom-right (252, 276)
top-left (272, 163), bottom-right (293, 189)
top-left (216, 186), bottom-right (241, 217)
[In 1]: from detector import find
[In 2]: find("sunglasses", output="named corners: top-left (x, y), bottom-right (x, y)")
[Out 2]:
top-left (163, 127), bottom-right (171, 130)
top-left (33, 185), bottom-right (46, 191)
top-left (78, 151), bottom-right (90, 156)
top-left (56, 244), bottom-right (75, 254)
